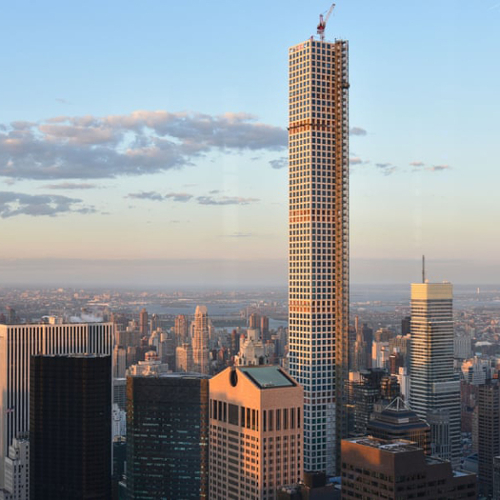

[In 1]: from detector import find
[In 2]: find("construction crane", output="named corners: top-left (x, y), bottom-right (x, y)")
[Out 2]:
top-left (317, 3), bottom-right (335, 41)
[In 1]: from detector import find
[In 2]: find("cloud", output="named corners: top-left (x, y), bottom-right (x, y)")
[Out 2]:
top-left (164, 192), bottom-right (193, 202)
top-left (0, 191), bottom-right (95, 218)
top-left (349, 127), bottom-right (367, 136)
top-left (55, 98), bottom-right (72, 105)
top-left (127, 191), bottom-right (164, 201)
top-left (196, 196), bottom-right (259, 206)
top-left (270, 157), bottom-right (288, 169)
top-left (43, 182), bottom-right (98, 190)
top-left (349, 157), bottom-right (364, 165)
top-left (0, 110), bottom-right (287, 180)
top-left (427, 164), bottom-right (451, 172)
top-left (375, 163), bottom-right (398, 176)
top-left (125, 191), bottom-right (256, 204)
top-left (410, 161), bottom-right (425, 167)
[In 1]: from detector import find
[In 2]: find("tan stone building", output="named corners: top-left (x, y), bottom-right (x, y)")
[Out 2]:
top-left (209, 366), bottom-right (303, 500)
top-left (341, 437), bottom-right (476, 499)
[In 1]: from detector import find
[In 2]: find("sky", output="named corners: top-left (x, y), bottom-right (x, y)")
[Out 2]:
top-left (0, 0), bottom-right (499, 287)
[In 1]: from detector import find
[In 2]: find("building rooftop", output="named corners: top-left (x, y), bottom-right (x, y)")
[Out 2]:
top-left (131, 371), bottom-right (210, 380)
top-left (239, 366), bottom-right (296, 389)
top-left (346, 437), bottom-right (420, 453)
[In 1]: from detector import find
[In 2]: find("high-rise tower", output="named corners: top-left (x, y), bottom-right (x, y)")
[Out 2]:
top-left (30, 354), bottom-right (112, 500)
top-left (192, 305), bottom-right (210, 375)
top-left (0, 321), bottom-right (113, 493)
top-left (409, 282), bottom-right (461, 468)
top-left (288, 34), bottom-right (349, 475)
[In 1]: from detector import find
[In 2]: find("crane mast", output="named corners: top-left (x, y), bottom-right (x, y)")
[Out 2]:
top-left (317, 3), bottom-right (335, 41)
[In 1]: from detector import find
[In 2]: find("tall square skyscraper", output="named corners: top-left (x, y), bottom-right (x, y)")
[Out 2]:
top-left (288, 36), bottom-right (349, 475)
top-left (409, 282), bottom-right (461, 468)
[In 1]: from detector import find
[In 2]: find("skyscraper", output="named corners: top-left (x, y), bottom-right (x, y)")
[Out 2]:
top-left (409, 282), bottom-right (461, 467)
top-left (30, 354), bottom-right (112, 500)
top-left (192, 305), bottom-right (210, 375)
top-left (0, 321), bottom-right (113, 492)
top-left (139, 308), bottom-right (148, 336)
top-left (126, 373), bottom-right (209, 499)
top-left (174, 314), bottom-right (189, 345)
top-left (477, 379), bottom-right (500, 497)
top-left (288, 34), bottom-right (349, 474)
top-left (209, 366), bottom-right (303, 499)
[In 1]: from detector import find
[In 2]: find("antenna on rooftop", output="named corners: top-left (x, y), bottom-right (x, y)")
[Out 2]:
top-left (422, 255), bottom-right (426, 283)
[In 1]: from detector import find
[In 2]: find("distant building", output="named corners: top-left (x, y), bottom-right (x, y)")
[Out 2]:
top-left (209, 366), bottom-right (303, 499)
top-left (341, 437), bottom-right (476, 499)
top-left (455, 332), bottom-right (473, 360)
top-left (367, 397), bottom-right (431, 455)
top-left (260, 316), bottom-right (270, 343)
top-left (126, 373), bottom-right (209, 499)
top-left (409, 282), bottom-right (461, 467)
top-left (3, 437), bottom-right (29, 500)
top-left (348, 369), bottom-right (399, 436)
top-left (477, 379), bottom-right (500, 497)
top-left (174, 314), bottom-right (189, 345)
top-left (234, 328), bottom-right (271, 366)
top-left (461, 356), bottom-right (491, 385)
top-left (401, 316), bottom-right (411, 336)
top-left (372, 341), bottom-right (390, 369)
top-left (176, 342), bottom-right (194, 372)
top-left (127, 351), bottom-right (169, 376)
top-left (113, 344), bottom-right (127, 378)
top-left (30, 354), bottom-right (112, 500)
top-left (277, 472), bottom-right (340, 500)
top-left (149, 313), bottom-right (159, 333)
top-left (248, 312), bottom-right (260, 329)
top-left (139, 308), bottom-right (148, 336)
top-left (192, 305), bottom-right (210, 375)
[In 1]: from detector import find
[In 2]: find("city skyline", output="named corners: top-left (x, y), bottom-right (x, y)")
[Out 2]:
top-left (1, 1), bottom-right (499, 286)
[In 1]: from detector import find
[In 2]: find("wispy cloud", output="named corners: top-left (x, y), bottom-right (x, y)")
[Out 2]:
top-left (375, 163), bottom-right (398, 175)
top-left (0, 191), bottom-right (95, 218)
top-left (43, 182), bottom-right (98, 190)
top-left (410, 161), bottom-right (425, 167)
top-left (349, 127), bottom-right (367, 136)
top-left (0, 110), bottom-right (287, 180)
top-left (349, 157), bottom-right (364, 165)
top-left (426, 164), bottom-right (451, 172)
top-left (196, 196), bottom-right (259, 206)
top-left (127, 191), bottom-right (164, 201)
top-left (55, 98), bottom-right (72, 105)
top-left (270, 157), bottom-right (287, 169)
top-left (165, 192), bottom-right (193, 202)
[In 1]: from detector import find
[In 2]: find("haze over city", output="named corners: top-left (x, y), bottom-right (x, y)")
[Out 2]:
top-left (1, 0), bottom-right (499, 286)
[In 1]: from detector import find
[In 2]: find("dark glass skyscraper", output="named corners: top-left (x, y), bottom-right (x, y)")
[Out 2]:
top-left (126, 373), bottom-right (209, 499)
top-left (30, 354), bottom-right (112, 500)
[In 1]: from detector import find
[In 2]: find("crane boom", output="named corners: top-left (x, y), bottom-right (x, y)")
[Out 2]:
top-left (317, 3), bottom-right (336, 41)
top-left (324, 3), bottom-right (335, 25)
